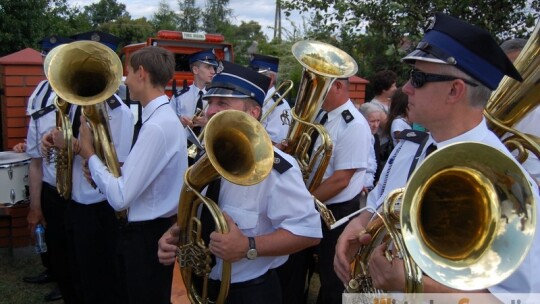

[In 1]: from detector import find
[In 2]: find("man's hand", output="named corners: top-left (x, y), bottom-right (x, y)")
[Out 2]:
top-left (51, 128), bottom-right (66, 149)
top-left (334, 216), bottom-right (372, 283)
top-left (158, 224), bottom-right (181, 265)
top-left (41, 131), bottom-right (55, 158)
top-left (192, 115), bottom-right (208, 128)
top-left (13, 141), bottom-right (27, 153)
top-left (180, 115), bottom-right (192, 127)
top-left (209, 213), bottom-right (249, 262)
top-left (27, 207), bottom-right (46, 236)
top-left (78, 116), bottom-right (95, 160)
top-left (368, 243), bottom-right (405, 292)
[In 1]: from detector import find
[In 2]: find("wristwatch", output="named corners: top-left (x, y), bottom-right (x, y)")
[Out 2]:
top-left (246, 237), bottom-right (257, 260)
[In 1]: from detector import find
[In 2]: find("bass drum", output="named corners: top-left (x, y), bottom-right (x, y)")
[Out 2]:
top-left (0, 151), bottom-right (30, 205)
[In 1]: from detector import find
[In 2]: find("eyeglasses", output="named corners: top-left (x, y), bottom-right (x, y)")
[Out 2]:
top-left (409, 69), bottom-right (478, 88)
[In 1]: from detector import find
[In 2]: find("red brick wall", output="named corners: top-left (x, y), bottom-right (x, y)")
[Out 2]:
top-left (348, 75), bottom-right (369, 108)
top-left (0, 53), bottom-right (45, 150)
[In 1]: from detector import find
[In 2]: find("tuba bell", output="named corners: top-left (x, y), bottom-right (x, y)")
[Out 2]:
top-left (283, 40), bottom-right (357, 228)
top-left (347, 142), bottom-right (536, 293)
top-left (177, 110), bottom-right (274, 304)
top-left (484, 20), bottom-right (540, 164)
top-left (44, 40), bottom-right (124, 197)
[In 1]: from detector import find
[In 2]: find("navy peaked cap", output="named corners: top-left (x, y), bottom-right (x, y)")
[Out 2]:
top-left (204, 61), bottom-right (270, 106)
top-left (402, 13), bottom-right (522, 90)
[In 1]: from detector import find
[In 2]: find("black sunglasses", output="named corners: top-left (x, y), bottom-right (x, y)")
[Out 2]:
top-left (409, 69), bottom-right (478, 88)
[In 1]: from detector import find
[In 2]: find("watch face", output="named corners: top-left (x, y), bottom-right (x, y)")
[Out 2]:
top-left (247, 248), bottom-right (257, 260)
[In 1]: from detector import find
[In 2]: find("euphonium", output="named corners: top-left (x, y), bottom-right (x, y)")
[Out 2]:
top-left (485, 20), bottom-right (540, 163)
top-left (283, 40), bottom-right (357, 228)
top-left (348, 142), bottom-right (536, 293)
top-left (44, 40), bottom-right (124, 194)
top-left (177, 110), bottom-right (274, 304)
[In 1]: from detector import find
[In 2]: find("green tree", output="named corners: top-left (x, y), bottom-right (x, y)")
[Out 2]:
top-left (282, 0), bottom-right (540, 83)
top-left (0, 0), bottom-right (92, 56)
top-left (151, 0), bottom-right (179, 31)
top-left (202, 0), bottom-right (232, 33)
top-left (177, 0), bottom-right (201, 32)
top-left (84, 0), bottom-right (130, 28)
top-left (99, 16), bottom-right (155, 49)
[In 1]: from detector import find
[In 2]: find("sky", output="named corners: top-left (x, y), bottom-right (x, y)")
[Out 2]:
top-left (68, 0), bottom-right (306, 40)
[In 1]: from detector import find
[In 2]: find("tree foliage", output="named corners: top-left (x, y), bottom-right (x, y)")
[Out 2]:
top-left (282, 0), bottom-right (540, 85)
top-left (202, 0), bottom-right (232, 33)
top-left (177, 0), bottom-right (201, 32)
top-left (151, 0), bottom-right (179, 31)
top-left (84, 0), bottom-right (130, 28)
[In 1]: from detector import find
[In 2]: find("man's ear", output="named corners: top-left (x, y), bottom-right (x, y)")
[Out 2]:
top-left (448, 79), bottom-right (466, 100)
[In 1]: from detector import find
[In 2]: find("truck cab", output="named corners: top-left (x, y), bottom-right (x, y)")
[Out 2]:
top-left (120, 30), bottom-right (234, 98)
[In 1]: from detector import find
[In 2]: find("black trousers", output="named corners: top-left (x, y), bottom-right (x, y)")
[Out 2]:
top-left (317, 193), bottom-right (361, 304)
top-left (66, 200), bottom-right (121, 304)
top-left (276, 246), bottom-right (316, 304)
top-left (41, 183), bottom-right (77, 303)
top-left (117, 217), bottom-right (174, 304)
top-left (208, 269), bottom-right (282, 304)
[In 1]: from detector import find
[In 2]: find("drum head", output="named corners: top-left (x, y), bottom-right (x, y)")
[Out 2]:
top-left (0, 151), bottom-right (31, 166)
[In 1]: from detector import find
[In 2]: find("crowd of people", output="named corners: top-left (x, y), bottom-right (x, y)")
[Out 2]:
top-left (11, 11), bottom-right (540, 304)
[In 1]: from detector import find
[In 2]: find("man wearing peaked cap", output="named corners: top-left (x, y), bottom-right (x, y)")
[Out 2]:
top-left (249, 54), bottom-right (292, 148)
top-left (70, 30), bottom-right (121, 51)
top-left (158, 60), bottom-right (322, 304)
top-left (169, 49), bottom-right (218, 139)
top-left (335, 12), bottom-right (540, 297)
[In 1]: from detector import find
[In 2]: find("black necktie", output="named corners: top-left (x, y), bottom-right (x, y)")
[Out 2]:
top-left (425, 143), bottom-right (437, 157)
top-left (196, 90), bottom-right (203, 112)
top-left (71, 106), bottom-right (82, 138)
top-left (308, 111), bottom-right (328, 157)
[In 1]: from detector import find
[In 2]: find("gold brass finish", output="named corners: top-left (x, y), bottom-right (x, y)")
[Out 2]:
top-left (260, 79), bottom-right (294, 123)
top-left (485, 20), bottom-right (540, 163)
top-left (177, 110), bottom-right (274, 304)
top-left (284, 40), bottom-right (357, 229)
top-left (348, 142), bottom-right (536, 292)
top-left (44, 40), bottom-right (123, 195)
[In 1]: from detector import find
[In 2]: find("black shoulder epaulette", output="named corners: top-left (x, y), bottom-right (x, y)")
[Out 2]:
top-left (106, 95), bottom-right (121, 110)
top-left (273, 151), bottom-right (292, 174)
top-left (31, 104), bottom-right (56, 120)
top-left (341, 110), bottom-right (354, 123)
top-left (177, 86), bottom-right (190, 97)
top-left (396, 129), bottom-right (429, 144)
top-left (271, 92), bottom-right (284, 105)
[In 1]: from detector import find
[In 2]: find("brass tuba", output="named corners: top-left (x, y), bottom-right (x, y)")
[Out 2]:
top-left (484, 20), bottom-right (540, 164)
top-left (44, 40), bottom-right (124, 196)
top-left (284, 41), bottom-right (357, 228)
top-left (177, 110), bottom-right (274, 304)
top-left (347, 142), bottom-right (536, 293)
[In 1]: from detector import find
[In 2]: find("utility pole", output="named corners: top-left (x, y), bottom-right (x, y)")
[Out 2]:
top-left (273, 0), bottom-right (282, 41)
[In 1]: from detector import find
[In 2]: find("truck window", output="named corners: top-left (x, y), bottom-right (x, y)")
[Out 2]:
top-left (175, 54), bottom-right (191, 72)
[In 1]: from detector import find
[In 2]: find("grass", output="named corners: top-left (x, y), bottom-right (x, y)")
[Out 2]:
top-left (0, 247), bottom-right (63, 304)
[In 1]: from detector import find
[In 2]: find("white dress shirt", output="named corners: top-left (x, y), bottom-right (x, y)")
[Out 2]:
top-left (366, 118), bottom-right (540, 294)
top-left (72, 95), bottom-right (134, 205)
top-left (512, 106), bottom-right (540, 185)
top-left (169, 84), bottom-right (206, 118)
top-left (310, 100), bottom-right (371, 205)
top-left (25, 80), bottom-right (57, 186)
top-left (261, 86), bottom-right (291, 143)
top-left (88, 95), bottom-right (187, 221)
top-left (209, 148), bottom-right (322, 283)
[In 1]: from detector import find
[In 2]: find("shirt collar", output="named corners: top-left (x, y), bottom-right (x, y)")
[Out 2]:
top-left (432, 117), bottom-right (490, 148)
top-left (142, 95), bottom-right (169, 123)
top-left (326, 99), bottom-right (355, 122)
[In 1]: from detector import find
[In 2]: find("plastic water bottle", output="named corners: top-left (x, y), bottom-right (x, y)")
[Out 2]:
top-left (35, 224), bottom-right (48, 254)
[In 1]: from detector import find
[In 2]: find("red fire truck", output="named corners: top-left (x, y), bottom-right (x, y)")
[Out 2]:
top-left (120, 30), bottom-right (234, 97)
